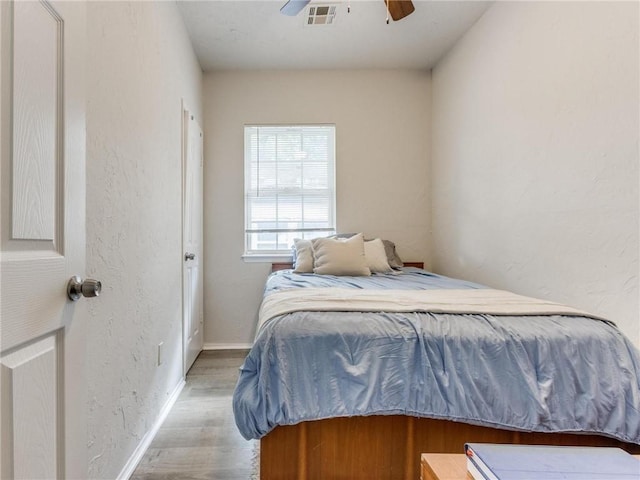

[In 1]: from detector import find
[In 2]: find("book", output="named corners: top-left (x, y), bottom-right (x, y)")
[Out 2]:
top-left (464, 443), bottom-right (640, 480)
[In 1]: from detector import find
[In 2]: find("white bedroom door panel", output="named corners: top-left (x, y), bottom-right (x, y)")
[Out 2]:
top-left (182, 107), bottom-right (204, 373)
top-left (0, 1), bottom-right (87, 478)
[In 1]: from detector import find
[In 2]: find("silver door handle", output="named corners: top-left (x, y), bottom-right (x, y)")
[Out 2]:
top-left (185, 252), bottom-right (196, 261)
top-left (67, 276), bottom-right (102, 301)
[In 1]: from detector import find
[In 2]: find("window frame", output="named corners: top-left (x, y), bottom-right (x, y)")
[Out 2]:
top-left (243, 124), bottom-right (337, 260)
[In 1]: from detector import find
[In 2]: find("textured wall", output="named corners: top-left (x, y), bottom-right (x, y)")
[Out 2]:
top-left (203, 70), bottom-right (431, 347)
top-left (431, 2), bottom-right (639, 345)
top-left (85, 2), bottom-right (202, 478)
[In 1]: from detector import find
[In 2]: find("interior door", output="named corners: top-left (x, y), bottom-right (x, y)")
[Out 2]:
top-left (182, 107), bottom-right (204, 373)
top-left (0, 1), bottom-right (88, 478)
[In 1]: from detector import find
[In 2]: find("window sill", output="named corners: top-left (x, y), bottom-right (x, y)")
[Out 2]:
top-left (242, 254), bottom-right (293, 263)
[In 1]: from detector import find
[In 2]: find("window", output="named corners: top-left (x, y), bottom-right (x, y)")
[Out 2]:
top-left (244, 125), bottom-right (336, 256)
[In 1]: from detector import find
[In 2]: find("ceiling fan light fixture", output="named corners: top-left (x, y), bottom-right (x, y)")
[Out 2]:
top-left (384, 0), bottom-right (415, 22)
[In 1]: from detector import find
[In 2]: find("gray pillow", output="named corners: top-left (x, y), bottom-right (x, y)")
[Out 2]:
top-left (381, 239), bottom-right (403, 269)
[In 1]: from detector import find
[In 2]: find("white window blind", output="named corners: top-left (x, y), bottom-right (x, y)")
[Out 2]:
top-left (244, 125), bottom-right (336, 254)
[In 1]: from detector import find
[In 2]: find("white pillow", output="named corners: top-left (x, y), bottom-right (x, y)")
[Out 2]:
top-left (293, 238), bottom-right (314, 273)
top-left (364, 238), bottom-right (393, 273)
top-left (312, 233), bottom-right (371, 276)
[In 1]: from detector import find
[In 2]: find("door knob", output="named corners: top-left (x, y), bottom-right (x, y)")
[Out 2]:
top-left (67, 276), bottom-right (102, 301)
top-left (185, 252), bottom-right (196, 261)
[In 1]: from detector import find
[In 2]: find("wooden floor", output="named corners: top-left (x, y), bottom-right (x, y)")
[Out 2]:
top-left (131, 350), bottom-right (259, 480)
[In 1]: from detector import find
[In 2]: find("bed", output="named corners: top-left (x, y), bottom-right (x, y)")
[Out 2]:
top-left (233, 235), bottom-right (640, 479)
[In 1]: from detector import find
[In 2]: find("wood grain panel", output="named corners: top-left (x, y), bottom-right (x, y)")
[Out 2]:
top-left (420, 454), bottom-right (469, 480)
top-left (11, 1), bottom-right (62, 241)
top-left (1, 334), bottom-right (58, 479)
top-left (260, 416), bottom-right (640, 480)
top-left (307, 416), bottom-right (410, 480)
top-left (0, 256), bottom-right (65, 351)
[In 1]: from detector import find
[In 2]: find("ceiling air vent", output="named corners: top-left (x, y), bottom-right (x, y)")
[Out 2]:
top-left (305, 4), bottom-right (337, 26)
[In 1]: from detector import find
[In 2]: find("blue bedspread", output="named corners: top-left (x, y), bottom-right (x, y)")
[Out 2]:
top-left (232, 268), bottom-right (640, 444)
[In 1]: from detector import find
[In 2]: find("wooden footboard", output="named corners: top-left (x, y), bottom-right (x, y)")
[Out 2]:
top-left (260, 416), bottom-right (640, 480)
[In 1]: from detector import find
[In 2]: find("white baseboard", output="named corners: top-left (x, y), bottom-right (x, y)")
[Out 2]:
top-left (203, 342), bottom-right (253, 350)
top-left (117, 378), bottom-right (186, 480)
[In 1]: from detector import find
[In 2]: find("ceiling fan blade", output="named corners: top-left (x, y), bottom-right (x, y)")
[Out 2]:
top-left (280, 0), bottom-right (311, 16)
top-left (385, 0), bottom-right (415, 21)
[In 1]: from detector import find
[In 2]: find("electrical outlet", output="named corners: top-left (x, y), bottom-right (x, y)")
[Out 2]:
top-left (157, 342), bottom-right (164, 366)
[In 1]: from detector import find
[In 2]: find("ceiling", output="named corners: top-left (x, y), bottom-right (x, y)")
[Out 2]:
top-left (177, 0), bottom-right (492, 71)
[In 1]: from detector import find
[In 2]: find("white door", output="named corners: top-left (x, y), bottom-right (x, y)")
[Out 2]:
top-left (182, 107), bottom-right (204, 373)
top-left (0, 1), bottom-right (88, 479)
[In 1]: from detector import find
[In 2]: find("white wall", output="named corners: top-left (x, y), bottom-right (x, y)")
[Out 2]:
top-left (431, 2), bottom-right (639, 345)
top-left (86, 2), bottom-right (202, 478)
top-left (203, 70), bottom-right (430, 347)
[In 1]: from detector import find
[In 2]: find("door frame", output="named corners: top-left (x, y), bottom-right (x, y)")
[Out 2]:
top-left (181, 100), bottom-right (204, 375)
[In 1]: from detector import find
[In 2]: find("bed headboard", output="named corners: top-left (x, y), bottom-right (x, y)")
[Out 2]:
top-left (271, 262), bottom-right (424, 272)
